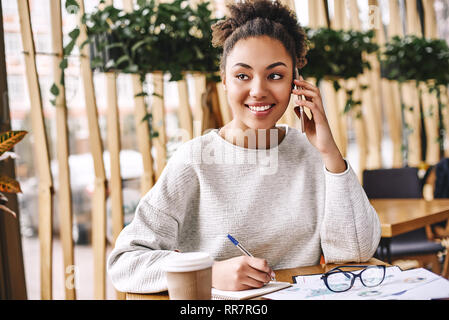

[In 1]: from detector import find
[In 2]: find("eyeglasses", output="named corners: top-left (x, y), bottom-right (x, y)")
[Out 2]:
top-left (320, 265), bottom-right (386, 293)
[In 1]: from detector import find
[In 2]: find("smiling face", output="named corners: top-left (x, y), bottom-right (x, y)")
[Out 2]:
top-left (222, 36), bottom-right (294, 131)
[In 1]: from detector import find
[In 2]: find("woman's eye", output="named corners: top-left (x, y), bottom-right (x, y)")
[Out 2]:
top-left (269, 73), bottom-right (283, 80)
top-left (236, 74), bottom-right (249, 81)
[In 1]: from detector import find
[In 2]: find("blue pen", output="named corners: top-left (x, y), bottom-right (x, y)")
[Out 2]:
top-left (227, 234), bottom-right (254, 257)
top-left (227, 234), bottom-right (276, 281)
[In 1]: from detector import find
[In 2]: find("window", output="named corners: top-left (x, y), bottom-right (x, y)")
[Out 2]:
top-left (4, 33), bottom-right (22, 55)
top-left (6, 75), bottom-right (27, 105)
top-left (1, 0), bottom-right (18, 15)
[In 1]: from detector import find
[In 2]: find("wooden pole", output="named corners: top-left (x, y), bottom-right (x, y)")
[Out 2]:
top-left (192, 72), bottom-right (208, 137)
top-left (49, 0), bottom-right (76, 300)
top-left (77, 0), bottom-right (107, 300)
top-left (348, 0), bottom-right (382, 171)
top-left (421, 0), bottom-right (441, 165)
top-left (17, 0), bottom-right (54, 300)
top-left (105, 72), bottom-right (125, 300)
top-left (151, 71), bottom-right (167, 180)
top-left (308, 0), bottom-right (349, 160)
top-left (401, 0), bottom-right (423, 167)
top-left (102, 0), bottom-right (125, 302)
top-left (216, 81), bottom-right (232, 125)
top-left (123, 0), bottom-right (154, 195)
top-left (330, 0), bottom-right (350, 157)
top-left (382, 0), bottom-right (404, 167)
top-left (176, 77), bottom-right (193, 142)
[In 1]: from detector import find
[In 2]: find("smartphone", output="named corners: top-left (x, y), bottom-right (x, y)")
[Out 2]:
top-left (294, 68), bottom-right (306, 133)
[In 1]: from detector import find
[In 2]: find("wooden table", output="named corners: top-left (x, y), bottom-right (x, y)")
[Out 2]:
top-left (126, 258), bottom-right (387, 300)
top-left (371, 199), bottom-right (449, 264)
top-left (371, 199), bottom-right (449, 238)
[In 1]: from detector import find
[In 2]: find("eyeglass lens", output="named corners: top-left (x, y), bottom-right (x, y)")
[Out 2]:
top-left (326, 266), bottom-right (384, 292)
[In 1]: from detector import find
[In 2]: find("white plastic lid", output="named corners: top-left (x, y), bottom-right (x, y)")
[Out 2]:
top-left (163, 252), bottom-right (214, 272)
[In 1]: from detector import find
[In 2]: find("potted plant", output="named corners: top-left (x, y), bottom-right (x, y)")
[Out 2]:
top-left (0, 130), bottom-right (28, 217)
top-left (380, 34), bottom-right (449, 153)
top-left (51, 0), bottom-right (221, 136)
top-left (301, 27), bottom-right (379, 116)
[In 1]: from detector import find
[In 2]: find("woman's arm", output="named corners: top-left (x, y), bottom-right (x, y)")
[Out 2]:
top-left (107, 200), bottom-right (181, 293)
top-left (319, 164), bottom-right (381, 263)
top-left (292, 77), bottom-right (381, 262)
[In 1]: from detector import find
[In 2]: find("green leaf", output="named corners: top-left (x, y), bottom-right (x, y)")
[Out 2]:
top-left (68, 28), bottom-right (80, 40)
top-left (59, 58), bottom-right (68, 69)
top-left (65, 0), bottom-right (80, 14)
top-left (63, 40), bottom-right (76, 56)
top-left (50, 83), bottom-right (60, 96)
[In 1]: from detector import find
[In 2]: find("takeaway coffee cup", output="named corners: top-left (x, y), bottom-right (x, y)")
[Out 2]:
top-left (163, 252), bottom-right (214, 300)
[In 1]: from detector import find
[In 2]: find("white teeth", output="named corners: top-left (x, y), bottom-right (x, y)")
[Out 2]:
top-left (248, 105), bottom-right (272, 112)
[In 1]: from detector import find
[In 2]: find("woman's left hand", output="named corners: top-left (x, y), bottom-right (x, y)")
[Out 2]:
top-left (292, 77), bottom-right (346, 173)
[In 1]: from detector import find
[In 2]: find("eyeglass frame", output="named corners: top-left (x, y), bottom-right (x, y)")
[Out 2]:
top-left (320, 265), bottom-right (386, 293)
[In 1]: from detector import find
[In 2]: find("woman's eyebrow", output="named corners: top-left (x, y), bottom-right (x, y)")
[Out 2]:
top-left (232, 61), bottom-right (288, 70)
top-left (266, 62), bottom-right (287, 69)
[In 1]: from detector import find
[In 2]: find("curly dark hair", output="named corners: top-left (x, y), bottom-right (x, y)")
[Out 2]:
top-left (211, 0), bottom-right (308, 73)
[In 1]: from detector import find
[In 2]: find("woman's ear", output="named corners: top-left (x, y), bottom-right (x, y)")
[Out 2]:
top-left (221, 71), bottom-right (226, 90)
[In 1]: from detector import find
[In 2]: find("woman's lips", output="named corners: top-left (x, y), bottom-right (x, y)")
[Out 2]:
top-left (245, 104), bottom-right (276, 116)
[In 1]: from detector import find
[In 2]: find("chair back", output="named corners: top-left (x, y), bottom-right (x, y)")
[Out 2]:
top-left (434, 158), bottom-right (449, 199)
top-left (363, 167), bottom-right (422, 199)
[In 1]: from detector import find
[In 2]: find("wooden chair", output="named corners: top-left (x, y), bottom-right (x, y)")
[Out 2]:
top-left (363, 167), bottom-right (445, 274)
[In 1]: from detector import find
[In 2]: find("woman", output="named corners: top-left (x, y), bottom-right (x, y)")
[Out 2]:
top-left (107, 0), bottom-right (381, 293)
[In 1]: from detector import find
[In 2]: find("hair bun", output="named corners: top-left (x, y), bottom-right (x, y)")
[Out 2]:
top-left (212, 0), bottom-right (299, 48)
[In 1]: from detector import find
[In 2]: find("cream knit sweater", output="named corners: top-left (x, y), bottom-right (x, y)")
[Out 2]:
top-left (107, 125), bottom-right (381, 293)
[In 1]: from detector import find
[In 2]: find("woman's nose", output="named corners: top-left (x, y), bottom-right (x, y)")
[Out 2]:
top-left (249, 78), bottom-right (268, 98)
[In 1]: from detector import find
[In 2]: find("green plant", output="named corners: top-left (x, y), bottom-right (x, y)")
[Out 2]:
top-left (51, 0), bottom-right (220, 138)
top-left (52, 0), bottom-right (220, 94)
top-left (301, 27), bottom-right (379, 116)
top-left (0, 130), bottom-right (28, 217)
top-left (381, 35), bottom-right (449, 87)
top-left (381, 35), bottom-right (449, 155)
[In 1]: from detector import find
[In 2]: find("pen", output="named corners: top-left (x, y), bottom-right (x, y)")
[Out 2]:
top-left (227, 234), bottom-right (276, 281)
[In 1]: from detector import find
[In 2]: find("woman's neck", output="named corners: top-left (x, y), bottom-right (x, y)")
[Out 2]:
top-left (218, 122), bottom-right (286, 149)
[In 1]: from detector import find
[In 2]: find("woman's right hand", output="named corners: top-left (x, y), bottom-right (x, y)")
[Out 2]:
top-left (212, 256), bottom-right (275, 291)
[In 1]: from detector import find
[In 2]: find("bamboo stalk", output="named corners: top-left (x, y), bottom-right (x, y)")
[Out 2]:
top-left (402, 0), bottom-right (423, 166)
top-left (192, 73), bottom-right (208, 136)
top-left (208, 80), bottom-right (224, 129)
top-left (77, 0), bottom-right (107, 300)
top-left (382, 0), bottom-right (405, 167)
top-left (123, 0), bottom-right (154, 195)
top-left (49, 0), bottom-right (76, 300)
top-left (349, 0), bottom-right (382, 170)
top-left (216, 82), bottom-right (232, 125)
top-left (420, 82), bottom-right (440, 165)
top-left (308, 0), bottom-right (348, 158)
top-left (100, 0), bottom-right (126, 301)
top-left (176, 78), bottom-right (193, 143)
top-left (401, 81), bottom-right (422, 166)
top-left (330, 0), bottom-right (351, 157)
top-left (151, 71), bottom-right (167, 180)
top-left (17, 0), bottom-right (54, 300)
top-left (421, 0), bottom-right (441, 165)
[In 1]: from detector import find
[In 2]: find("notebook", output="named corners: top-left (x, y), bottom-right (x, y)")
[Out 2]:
top-left (211, 281), bottom-right (292, 300)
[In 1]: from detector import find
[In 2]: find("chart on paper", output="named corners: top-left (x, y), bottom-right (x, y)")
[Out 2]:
top-left (263, 267), bottom-right (449, 300)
